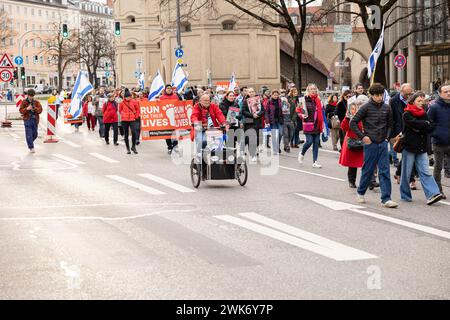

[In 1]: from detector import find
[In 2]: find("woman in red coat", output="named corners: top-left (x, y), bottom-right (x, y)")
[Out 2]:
top-left (339, 95), bottom-right (368, 188)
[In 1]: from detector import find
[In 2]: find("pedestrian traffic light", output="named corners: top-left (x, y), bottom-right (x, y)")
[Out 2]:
top-left (62, 24), bottom-right (69, 38)
top-left (114, 21), bottom-right (121, 36)
top-left (13, 68), bottom-right (18, 80)
top-left (20, 67), bottom-right (25, 80)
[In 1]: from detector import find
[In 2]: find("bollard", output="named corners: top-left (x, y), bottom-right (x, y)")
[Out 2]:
top-left (44, 104), bottom-right (58, 143)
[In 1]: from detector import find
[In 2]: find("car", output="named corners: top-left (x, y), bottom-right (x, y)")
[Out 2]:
top-left (43, 85), bottom-right (56, 94)
top-left (25, 84), bottom-right (45, 94)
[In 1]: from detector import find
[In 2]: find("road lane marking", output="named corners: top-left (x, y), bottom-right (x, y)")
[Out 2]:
top-left (295, 193), bottom-right (450, 241)
top-left (440, 201), bottom-right (450, 206)
top-left (0, 209), bottom-right (195, 222)
top-left (106, 175), bottom-right (166, 195)
top-left (279, 165), bottom-right (346, 182)
top-left (348, 208), bottom-right (450, 240)
top-left (0, 202), bottom-right (191, 210)
top-left (60, 138), bottom-right (81, 148)
top-left (52, 153), bottom-right (86, 165)
top-left (238, 212), bottom-right (377, 260)
top-left (215, 214), bottom-right (376, 261)
top-left (138, 173), bottom-right (195, 193)
top-left (89, 153), bottom-right (119, 163)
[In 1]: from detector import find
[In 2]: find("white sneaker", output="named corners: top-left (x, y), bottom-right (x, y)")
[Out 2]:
top-left (29, 148), bottom-right (35, 153)
top-left (382, 200), bottom-right (398, 208)
top-left (251, 156), bottom-right (257, 162)
top-left (356, 194), bottom-right (366, 203)
top-left (312, 161), bottom-right (322, 168)
top-left (298, 154), bottom-right (304, 164)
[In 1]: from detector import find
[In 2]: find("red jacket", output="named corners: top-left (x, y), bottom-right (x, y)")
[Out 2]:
top-left (82, 101), bottom-right (95, 116)
top-left (119, 99), bottom-right (140, 122)
top-left (339, 117), bottom-right (363, 168)
top-left (190, 102), bottom-right (226, 140)
top-left (102, 100), bottom-right (119, 123)
top-left (159, 93), bottom-right (179, 100)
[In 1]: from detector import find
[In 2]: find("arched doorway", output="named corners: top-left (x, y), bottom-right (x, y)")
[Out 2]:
top-left (330, 48), bottom-right (368, 89)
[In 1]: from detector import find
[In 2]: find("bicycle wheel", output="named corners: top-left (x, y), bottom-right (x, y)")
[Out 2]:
top-left (236, 162), bottom-right (248, 186)
top-left (190, 158), bottom-right (201, 188)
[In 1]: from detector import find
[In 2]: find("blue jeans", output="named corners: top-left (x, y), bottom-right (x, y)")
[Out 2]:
top-left (400, 150), bottom-right (441, 201)
top-left (96, 116), bottom-right (105, 137)
top-left (357, 141), bottom-right (392, 203)
top-left (291, 121), bottom-right (302, 145)
top-left (389, 141), bottom-right (398, 162)
top-left (270, 123), bottom-right (283, 153)
top-left (24, 118), bottom-right (38, 149)
top-left (301, 133), bottom-right (320, 162)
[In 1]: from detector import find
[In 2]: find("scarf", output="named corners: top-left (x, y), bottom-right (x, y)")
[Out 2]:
top-left (310, 94), bottom-right (324, 132)
top-left (329, 101), bottom-right (337, 107)
top-left (404, 103), bottom-right (426, 117)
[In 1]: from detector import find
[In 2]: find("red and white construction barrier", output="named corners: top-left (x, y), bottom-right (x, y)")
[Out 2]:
top-left (44, 104), bottom-right (58, 143)
top-left (15, 94), bottom-right (25, 108)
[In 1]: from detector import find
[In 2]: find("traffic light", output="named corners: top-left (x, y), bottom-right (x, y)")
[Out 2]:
top-left (62, 23), bottom-right (69, 38)
top-left (20, 67), bottom-right (25, 80)
top-left (13, 68), bottom-right (18, 80)
top-left (114, 21), bottom-right (121, 36)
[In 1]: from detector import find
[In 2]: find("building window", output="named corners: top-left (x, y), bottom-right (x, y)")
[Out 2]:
top-left (306, 13), bottom-right (312, 25)
top-left (222, 20), bottom-right (235, 30)
top-left (181, 22), bottom-right (191, 32)
top-left (31, 8), bottom-right (34, 16)
top-left (31, 76), bottom-right (36, 84)
top-left (27, 76), bottom-right (30, 85)
top-left (127, 15), bottom-right (136, 23)
top-left (290, 15), bottom-right (298, 25)
top-left (127, 42), bottom-right (136, 50)
top-left (26, 56), bottom-right (29, 64)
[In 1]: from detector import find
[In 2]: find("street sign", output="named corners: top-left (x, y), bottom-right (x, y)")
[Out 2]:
top-left (105, 71), bottom-right (110, 77)
top-left (175, 48), bottom-right (184, 58)
top-left (0, 54), bottom-right (14, 69)
top-left (333, 25), bottom-right (352, 43)
top-left (0, 69), bottom-right (13, 82)
top-left (394, 54), bottom-right (407, 69)
top-left (14, 56), bottom-right (24, 66)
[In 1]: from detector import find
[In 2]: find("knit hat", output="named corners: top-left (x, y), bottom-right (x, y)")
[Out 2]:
top-left (165, 84), bottom-right (172, 90)
top-left (123, 88), bottom-right (131, 98)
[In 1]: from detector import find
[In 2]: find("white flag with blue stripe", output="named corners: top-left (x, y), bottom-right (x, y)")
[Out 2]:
top-left (171, 63), bottom-right (188, 92)
top-left (228, 72), bottom-right (237, 92)
top-left (69, 71), bottom-right (93, 118)
top-left (367, 21), bottom-right (386, 80)
top-left (138, 72), bottom-right (145, 90)
top-left (148, 70), bottom-right (165, 101)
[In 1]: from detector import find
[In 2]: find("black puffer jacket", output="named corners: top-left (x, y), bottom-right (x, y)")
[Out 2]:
top-left (402, 111), bottom-right (434, 154)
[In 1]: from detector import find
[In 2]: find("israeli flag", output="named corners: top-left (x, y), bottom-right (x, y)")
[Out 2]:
top-left (228, 72), bottom-right (237, 92)
top-left (138, 72), bottom-right (145, 90)
top-left (171, 63), bottom-right (188, 92)
top-left (148, 70), bottom-right (165, 101)
top-left (367, 21), bottom-right (386, 80)
top-left (69, 71), bottom-right (93, 118)
top-left (383, 89), bottom-right (390, 105)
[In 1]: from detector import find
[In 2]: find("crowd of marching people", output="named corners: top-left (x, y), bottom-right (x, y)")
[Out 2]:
top-left (18, 78), bottom-right (450, 207)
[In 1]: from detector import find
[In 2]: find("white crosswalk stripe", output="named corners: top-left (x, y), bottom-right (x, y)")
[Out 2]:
top-left (138, 173), bottom-right (195, 193)
top-left (215, 213), bottom-right (377, 261)
top-left (106, 175), bottom-right (166, 195)
top-left (52, 153), bottom-right (86, 165)
top-left (89, 153), bottom-right (119, 163)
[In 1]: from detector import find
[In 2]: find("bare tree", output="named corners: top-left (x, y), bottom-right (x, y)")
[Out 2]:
top-left (315, 0), bottom-right (449, 86)
top-left (38, 18), bottom-right (79, 91)
top-left (0, 8), bottom-right (15, 50)
top-left (159, 0), bottom-right (316, 89)
top-left (77, 19), bottom-right (115, 88)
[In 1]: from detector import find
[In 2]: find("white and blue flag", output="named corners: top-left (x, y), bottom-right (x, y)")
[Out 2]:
top-left (171, 63), bottom-right (188, 92)
top-left (69, 71), bottom-right (93, 118)
top-left (228, 72), bottom-right (237, 92)
top-left (367, 21), bottom-right (386, 81)
top-left (138, 72), bottom-right (145, 90)
top-left (148, 70), bottom-right (165, 101)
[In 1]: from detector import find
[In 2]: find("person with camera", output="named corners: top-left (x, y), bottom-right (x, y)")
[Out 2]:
top-left (19, 89), bottom-right (43, 153)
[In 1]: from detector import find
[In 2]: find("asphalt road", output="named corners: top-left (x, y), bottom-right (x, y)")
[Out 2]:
top-left (0, 102), bottom-right (449, 299)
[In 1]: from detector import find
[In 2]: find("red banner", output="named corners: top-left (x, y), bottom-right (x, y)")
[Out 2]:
top-left (140, 99), bottom-right (193, 140)
top-left (63, 99), bottom-right (83, 124)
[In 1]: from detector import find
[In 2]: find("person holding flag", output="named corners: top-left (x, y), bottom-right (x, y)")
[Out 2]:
top-left (68, 71), bottom-right (94, 132)
top-left (148, 71), bottom-right (165, 101)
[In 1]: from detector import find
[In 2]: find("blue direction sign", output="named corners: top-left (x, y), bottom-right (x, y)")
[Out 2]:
top-left (175, 48), bottom-right (184, 58)
top-left (105, 71), bottom-right (110, 77)
top-left (14, 56), bottom-right (23, 66)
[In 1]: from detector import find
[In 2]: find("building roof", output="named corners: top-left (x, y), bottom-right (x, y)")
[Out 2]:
top-left (279, 38), bottom-right (330, 77)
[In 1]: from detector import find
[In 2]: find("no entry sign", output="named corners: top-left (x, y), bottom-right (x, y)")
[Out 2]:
top-left (394, 54), bottom-right (407, 69)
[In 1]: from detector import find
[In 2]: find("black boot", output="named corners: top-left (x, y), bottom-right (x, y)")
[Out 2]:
top-left (131, 146), bottom-right (138, 154)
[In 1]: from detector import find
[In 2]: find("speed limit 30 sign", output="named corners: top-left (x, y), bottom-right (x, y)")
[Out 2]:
top-left (0, 69), bottom-right (13, 82)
